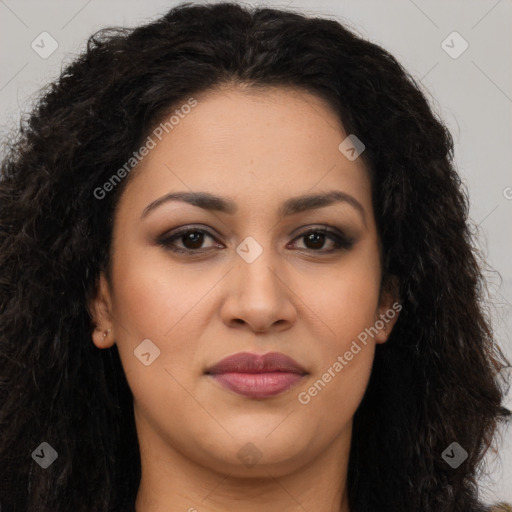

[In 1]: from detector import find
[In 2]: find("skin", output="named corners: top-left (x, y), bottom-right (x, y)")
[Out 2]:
top-left (90, 85), bottom-right (399, 512)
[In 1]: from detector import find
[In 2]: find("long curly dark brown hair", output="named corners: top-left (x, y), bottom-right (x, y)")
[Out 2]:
top-left (0, 2), bottom-right (510, 511)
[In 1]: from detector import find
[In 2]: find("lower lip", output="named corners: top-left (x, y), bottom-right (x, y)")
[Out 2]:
top-left (209, 372), bottom-right (305, 398)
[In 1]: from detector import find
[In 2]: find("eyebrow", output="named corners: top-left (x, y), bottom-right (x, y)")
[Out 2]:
top-left (140, 190), bottom-right (366, 225)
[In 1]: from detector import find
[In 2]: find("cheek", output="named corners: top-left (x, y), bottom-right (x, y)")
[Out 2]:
top-left (108, 255), bottom-right (214, 438)
top-left (108, 244), bottom-right (216, 382)
top-left (294, 251), bottom-right (381, 413)
top-left (304, 251), bottom-right (381, 344)
top-left (296, 263), bottom-right (380, 414)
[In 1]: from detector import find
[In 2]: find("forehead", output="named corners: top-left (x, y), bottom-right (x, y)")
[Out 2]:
top-left (118, 86), bottom-right (372, 220)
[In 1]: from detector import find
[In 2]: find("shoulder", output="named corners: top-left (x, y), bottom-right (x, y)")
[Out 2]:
top-left (488, 504), bottom-right (512, 512)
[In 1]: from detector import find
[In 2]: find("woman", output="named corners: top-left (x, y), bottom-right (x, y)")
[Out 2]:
top-left (0, 2), bottom-right (510, 511)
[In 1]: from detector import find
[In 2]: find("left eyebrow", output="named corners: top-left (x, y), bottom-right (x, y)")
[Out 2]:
top-left (140, 190), bottom-right (367, 226)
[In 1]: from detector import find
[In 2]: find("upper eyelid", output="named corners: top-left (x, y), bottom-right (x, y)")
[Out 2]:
top-left (162, 224), bottom-right (346, 238)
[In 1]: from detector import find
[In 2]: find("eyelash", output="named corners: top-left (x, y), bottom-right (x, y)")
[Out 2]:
top-left (157, 225), bottom-right (354, 255)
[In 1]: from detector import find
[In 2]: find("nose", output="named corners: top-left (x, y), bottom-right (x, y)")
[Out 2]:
top-left (219, 247), bottom-right (297, 334)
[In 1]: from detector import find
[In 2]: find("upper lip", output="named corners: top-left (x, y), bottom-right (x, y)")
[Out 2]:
top-left (206, 351), bottom-right (308, 375)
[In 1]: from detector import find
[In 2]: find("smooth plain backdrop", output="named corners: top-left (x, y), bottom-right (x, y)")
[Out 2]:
top-left (1, 0), bottom-right (511, 504)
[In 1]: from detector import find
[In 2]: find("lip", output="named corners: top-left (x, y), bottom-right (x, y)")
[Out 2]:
top-left (205, 351), bottom-right (308, 399)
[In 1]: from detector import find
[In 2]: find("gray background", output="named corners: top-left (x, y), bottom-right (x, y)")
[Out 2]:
top-left (1, 0), bottom-right (511, 504)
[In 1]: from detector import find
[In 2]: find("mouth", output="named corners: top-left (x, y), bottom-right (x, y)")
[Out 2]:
top-left (205, 351), bottom-right (308, 399)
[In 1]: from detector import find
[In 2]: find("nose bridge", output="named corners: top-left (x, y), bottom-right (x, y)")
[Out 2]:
top-left (235, 233), bottom-right (282, 298)
top-left (222, 230), bottom-right (296, 332)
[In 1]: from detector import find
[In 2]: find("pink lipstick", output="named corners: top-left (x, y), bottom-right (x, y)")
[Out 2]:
top-left (205, 351), bottom-right (308, 399)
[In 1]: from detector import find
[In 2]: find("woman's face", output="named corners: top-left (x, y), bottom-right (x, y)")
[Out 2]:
top-left (91, 86), bottom-right (398, 478)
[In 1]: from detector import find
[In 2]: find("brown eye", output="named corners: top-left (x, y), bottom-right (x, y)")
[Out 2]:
top-left (181, 231), bottom-right (206, 249)
top-left (159, 227), bottom-right (219, 254)
top-left (291, 228), bottom-right (354, 252)
top-left (303, 232), bottom-right (326, 250)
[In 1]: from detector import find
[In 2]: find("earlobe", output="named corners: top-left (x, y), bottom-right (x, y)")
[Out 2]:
top-left (374, 307), bottom-right (399, 344)
top-left (374, 276), bottom-right (401, 344)
top-left (92, 326), bottom-right (115, 349)
top-left (88, 273), bottom-right (115, 349)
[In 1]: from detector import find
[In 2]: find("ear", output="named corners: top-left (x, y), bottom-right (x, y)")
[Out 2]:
top-left (88, 272), bottom-right (116, 349)
top-left (374, 275), bottom-right (401, 344)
